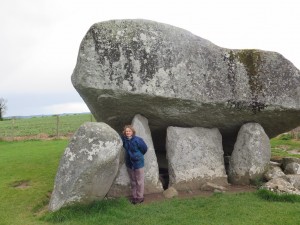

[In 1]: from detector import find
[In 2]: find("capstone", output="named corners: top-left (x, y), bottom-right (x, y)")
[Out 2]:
top-left (72, 19), bottom-right (300, 154)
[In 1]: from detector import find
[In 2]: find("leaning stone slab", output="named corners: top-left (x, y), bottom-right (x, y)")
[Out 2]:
top-left (132, 114), bottom-right (163, 193)
top-left (228, 123), bottom-right (271, 185)
top-left (166, 126), bottom-right (228, 190)
top-left (107, 114), bottom-right (163, 197)
top-left (49, 122), bottom-right (122, 211)
top-left (71, 19), bottom-right (300, 155)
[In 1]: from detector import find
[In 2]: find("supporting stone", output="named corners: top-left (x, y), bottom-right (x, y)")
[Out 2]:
top-left (107, 114), bottom-right (163, 197)
top-left (166, 126), bottom-right (228, 190)
top-left (228, 123), bottom-right (271, 184)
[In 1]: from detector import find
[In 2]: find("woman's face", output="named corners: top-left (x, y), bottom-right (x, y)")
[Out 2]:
top-left (125, 128), bottom-right (133, 138)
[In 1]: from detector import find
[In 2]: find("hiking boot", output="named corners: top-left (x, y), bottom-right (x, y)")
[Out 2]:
top-left (130, 198), bottom-right (137, 204)
top-left (135, 198), bottom-right (144, 204)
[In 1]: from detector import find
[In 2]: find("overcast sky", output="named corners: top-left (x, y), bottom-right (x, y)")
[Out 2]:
top-left (1, 0), bottom-right (300, 117)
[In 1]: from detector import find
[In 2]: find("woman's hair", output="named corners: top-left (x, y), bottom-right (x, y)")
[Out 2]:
top-left (122, 125), bottom-right (136, 136)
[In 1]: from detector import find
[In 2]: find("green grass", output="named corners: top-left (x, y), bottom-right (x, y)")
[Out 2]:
top-left (1, 140), bottom-right (300, 225)
top-left (257, 189), bottom-right (300, 203)
top-left (0, 140), bottom-right (68, 225)
top-left (0, 113), bottom-right (95, 138)
top-left (42, 192), bottom-right (300, 225)
top-left (270, 135), bottom-right (300, 159)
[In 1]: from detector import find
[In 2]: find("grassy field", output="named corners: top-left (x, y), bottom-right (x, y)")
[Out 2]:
top-left (270, 134), bottom-right (300, 159)
top-left (1, 139), bottom-right (300, 225)
top-left (0, 140), bottom-right (68, 225)
top-left (1, 116), bottom-right (300, 224)
top-left (0, 113), bottom-right (94, 138)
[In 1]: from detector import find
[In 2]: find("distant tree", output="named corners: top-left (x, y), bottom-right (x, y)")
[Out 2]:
top-left (0, 98), bottom-right (7, 121)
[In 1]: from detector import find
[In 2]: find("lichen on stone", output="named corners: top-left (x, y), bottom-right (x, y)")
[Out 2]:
top-left (225, 50), bottom-right (266, 113)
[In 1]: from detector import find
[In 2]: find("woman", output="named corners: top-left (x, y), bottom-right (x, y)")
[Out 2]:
top-left (121, 125), bottom-right (148, 204)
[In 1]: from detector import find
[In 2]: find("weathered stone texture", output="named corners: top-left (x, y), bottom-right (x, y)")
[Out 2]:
top-left (286, 175), bottom-right (300, 189)
top-left (106, 151), bottom-right (131, 197)
top-left (49, 122), bottom-right (122, 211)
top-left (261, 177), bottom-right (300, 195)
top-left (264, 166), bottom-right (286, 181)
top-left (72, 19), bottom-right (300, 154)
top-left (228, 123), bottom-right (271, 184)
top-left (282, 157), bottom-right (300, 174)
top-left (166, 126), bottom-right (228, 190)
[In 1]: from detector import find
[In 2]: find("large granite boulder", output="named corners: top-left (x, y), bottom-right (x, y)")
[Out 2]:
top-left (71, 19), bottom-right (300, 154)
top-left (228, 123), bottom-right (271, 184)
top-left (106, 151), bottom-right (130, 197)
top-left (49, 122), bottom-right (122, 211)
top-left (107, 114), bottom-right (163, 197)
top-left (166, 126), bottom-right (228, 190)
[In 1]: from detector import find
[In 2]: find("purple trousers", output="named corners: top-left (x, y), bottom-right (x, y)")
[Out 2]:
top-left (127, 167), bottom-right (145, 201)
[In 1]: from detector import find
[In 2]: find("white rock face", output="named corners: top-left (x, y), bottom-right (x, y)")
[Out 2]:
top-left (49, 122), bottom-right (122, 211)
top-left (107, 114), bottom-right (163, 197)
top-left (228, 123), bottom-right (271, 184)
top-left (166, 126), bottom-right (228, 190)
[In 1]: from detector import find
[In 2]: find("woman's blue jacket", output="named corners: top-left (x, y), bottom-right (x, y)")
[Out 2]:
top-left (121, 135), bottom-right (148, 169)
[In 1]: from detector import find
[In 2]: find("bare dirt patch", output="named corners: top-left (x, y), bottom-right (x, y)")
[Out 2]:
top-left (288, 149), bottom-right (300, 155)
top-left (275, 145), bottom-right (290, 151)
top-left (143, 184), bottom-right (256, 204)
top-left (11, 180), bottom-right (31, 189)
top-left (1, 134), bottom-right (72, 141)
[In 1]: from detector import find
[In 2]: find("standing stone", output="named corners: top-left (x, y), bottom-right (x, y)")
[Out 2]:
top-left (166, 127), bottom-right (228, 190)
top-left (107, 114), bottom-right (163, 197)
top-left (228, 123), bottom-right (271, 184)
top-left (49, 122), bottom-right (122, 211)
top-left (132, 114), bottom-right (163, 193)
